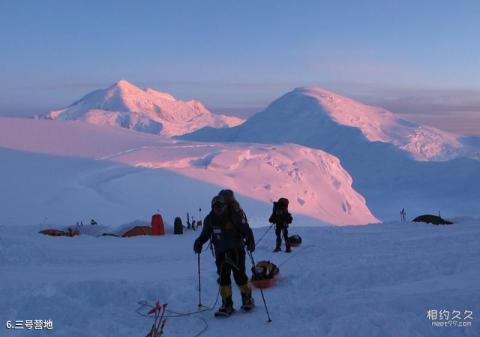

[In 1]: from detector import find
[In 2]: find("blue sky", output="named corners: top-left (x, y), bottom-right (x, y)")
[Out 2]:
top-left (1, 0), bottom-right (479, 133)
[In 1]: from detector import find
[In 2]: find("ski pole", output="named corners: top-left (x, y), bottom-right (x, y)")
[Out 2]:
top-left (255, 223), bottom-right (274, 246)
top-left (197, 253), bottom-right (202, 308)
top-left (248, 251), bottom-right (272, 323)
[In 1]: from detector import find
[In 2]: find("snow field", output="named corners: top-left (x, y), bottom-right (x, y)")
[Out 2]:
top-left (1, 219), bottom-right (479, 337)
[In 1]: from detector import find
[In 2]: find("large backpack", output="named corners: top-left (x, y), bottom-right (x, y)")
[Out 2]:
top-left (174, 217), bottom-right (183, 235)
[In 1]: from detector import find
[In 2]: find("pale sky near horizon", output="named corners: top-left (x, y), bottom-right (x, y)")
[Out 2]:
top-left (1, 0), bottom-right (479, 134)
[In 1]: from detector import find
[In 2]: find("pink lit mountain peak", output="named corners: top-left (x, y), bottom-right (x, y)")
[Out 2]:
top-left (45, 80), bottom-right (243, 137)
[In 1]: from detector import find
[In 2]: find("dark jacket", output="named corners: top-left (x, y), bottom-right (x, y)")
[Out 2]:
top-left (197, 208), bottom-right (254, 253)
top-left (269, 210), bottom-right (293, 228)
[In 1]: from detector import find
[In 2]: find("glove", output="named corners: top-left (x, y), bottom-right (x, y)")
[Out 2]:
top-left (246, 239), bottom-right (255, 252)
top-left (193, 239), bottom-right (202, 254)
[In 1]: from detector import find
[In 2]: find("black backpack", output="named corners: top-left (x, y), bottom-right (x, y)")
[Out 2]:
top-left (288, 234), bottom-right (302, 246)
top-left (174, 217), bottom-right (183, 235)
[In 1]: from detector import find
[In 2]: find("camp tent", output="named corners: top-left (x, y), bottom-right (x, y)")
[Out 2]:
top-left (412, 214), bottom-right (453, 225)
top-left (39, 227), bottom-right (79, 237)
top-left (39, 229), bottom-right (66, 237)
top-left (122, 226), bottom-right (152, 237)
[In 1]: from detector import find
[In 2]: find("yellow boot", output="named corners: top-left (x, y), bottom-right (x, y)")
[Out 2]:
top-left (216, 285), bottom-right (234, 316)
top-left (239, 282), bottom-right (255, 311)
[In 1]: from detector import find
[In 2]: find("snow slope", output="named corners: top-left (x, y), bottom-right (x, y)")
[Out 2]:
top-left (44, 80), bottom-right (243, 137)
top-left (1, 219), bottom-right (479, 337)
top-left (0, 117), bottom-right (377, 226)
top-left (113, 143), bottom-right (377, 225)
top-left (182, 86), bottom-right (479, 161)
top-left (0, 145), bottom-right (301, 228)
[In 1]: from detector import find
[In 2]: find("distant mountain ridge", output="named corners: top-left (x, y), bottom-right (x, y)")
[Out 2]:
top-left (44, 80), bottom-right (243, 137)
top-left (26, 84), bottom-right (480, 222)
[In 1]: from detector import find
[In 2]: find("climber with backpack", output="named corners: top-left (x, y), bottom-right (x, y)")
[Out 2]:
top-left (193, 193), bottom-right (256, 317)
top-left (269, 198), bottom-right (293, 253)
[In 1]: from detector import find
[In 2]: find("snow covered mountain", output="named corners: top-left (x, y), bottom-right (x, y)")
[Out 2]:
top-left (4, 86), bottom-right (480, 224)
top-left (44, 80), bottom-right (243, 137)
top-left (180, 87), bottom-right (480, 219)
top-left (182, 86), bottom-right (479, 161)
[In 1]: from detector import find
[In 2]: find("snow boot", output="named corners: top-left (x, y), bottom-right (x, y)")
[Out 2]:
top-left (215, 285), bottom-right (234, 317)
top-left (215, 298), bottom-right (234, 317)
top-left (285, 245), bottom-right (292, 253)
top-left (273, 244), bottom-right (281, 252)
top-left (239, 283), bottom-right (255, 311)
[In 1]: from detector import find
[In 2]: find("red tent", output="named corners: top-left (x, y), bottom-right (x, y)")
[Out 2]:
top-left (151, 214), bottom-right (165, 236)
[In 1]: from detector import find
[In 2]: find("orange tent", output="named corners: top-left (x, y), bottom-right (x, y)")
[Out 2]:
top-left (39, 228), bottom-right (79, 237)
top-left (122, 226), bottom-right (152, 237)
top-left (39, 229), bottom-right (66, 236)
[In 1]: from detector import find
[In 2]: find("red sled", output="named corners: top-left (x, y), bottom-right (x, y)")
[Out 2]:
top-left (250, 260), bottom-right (280, 289)
top-left (251, 273), bottom-right (279, 289)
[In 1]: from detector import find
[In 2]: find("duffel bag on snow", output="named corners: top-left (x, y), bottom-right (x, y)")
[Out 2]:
top-left (288, 234), bottom-right (302, 247)
top-left (251, 260), bottom-right (280, 289)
